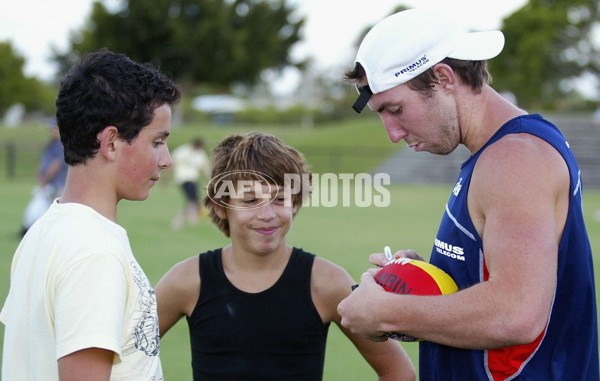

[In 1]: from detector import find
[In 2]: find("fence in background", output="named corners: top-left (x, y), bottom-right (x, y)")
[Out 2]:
top-left (374, 115), bottom-right (600, 189)
top-left (1, 141), bottom-right (42, 181)
top-left (0, 142), bottom-right (393, 183)
top-left (3, 116), bottom-right (599, 188)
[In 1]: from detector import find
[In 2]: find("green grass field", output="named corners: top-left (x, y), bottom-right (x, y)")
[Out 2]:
top-left (1, 121), bottom-right (599, 379)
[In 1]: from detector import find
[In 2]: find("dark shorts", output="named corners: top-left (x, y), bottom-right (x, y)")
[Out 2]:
top-left (181, 181), bottom-right (199, 202)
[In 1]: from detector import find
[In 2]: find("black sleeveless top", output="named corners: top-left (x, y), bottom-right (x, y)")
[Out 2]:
top-left (187, 248), bottom-right (329, 381)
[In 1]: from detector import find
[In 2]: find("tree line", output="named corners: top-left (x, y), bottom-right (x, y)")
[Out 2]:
top-left (1, 0), bottom-right (598, 119)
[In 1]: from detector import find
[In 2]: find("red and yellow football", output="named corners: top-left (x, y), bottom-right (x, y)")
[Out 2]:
top-left (374, 257), bottom-right (458, 296)
top-left (374, 258), bottom-right (458, 342)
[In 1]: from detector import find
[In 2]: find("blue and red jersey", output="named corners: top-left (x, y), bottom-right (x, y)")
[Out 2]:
top-left (420, 114), bottom-right (599, 380)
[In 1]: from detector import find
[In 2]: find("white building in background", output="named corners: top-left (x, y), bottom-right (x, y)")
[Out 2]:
top-left (192, 95), bottom-right (247, 124)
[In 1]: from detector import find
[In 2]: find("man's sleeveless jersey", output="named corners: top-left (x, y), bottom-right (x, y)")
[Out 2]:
top-left (420, 114), bottom-right (599, 380)
top-left (187, 248), bottom-right (329, 381)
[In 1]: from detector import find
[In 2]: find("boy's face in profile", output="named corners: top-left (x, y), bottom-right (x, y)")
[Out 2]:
top-left (116, 104), bottom-right (173, 201)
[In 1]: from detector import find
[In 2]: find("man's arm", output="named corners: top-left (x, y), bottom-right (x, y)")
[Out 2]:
top-left (339, 134), bottom-right (568, 348)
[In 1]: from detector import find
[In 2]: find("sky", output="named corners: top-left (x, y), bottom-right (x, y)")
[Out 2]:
top-left (0, 0), bottom-right (529, 84)
top-left (290, 0), bottom-right (528, 71)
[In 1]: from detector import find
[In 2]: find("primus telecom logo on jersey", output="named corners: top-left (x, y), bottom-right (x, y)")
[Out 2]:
top-left (206, 170), bottom-right (391, 210)
top-left (434, 238), bottom-right (465, 261)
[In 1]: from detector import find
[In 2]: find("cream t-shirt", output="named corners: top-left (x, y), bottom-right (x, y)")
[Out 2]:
top-left (1, 201), bottom-right (163, 380)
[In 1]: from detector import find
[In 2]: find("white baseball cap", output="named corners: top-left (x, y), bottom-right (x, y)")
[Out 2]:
top-left (352, 9), bottom-right (505, 113)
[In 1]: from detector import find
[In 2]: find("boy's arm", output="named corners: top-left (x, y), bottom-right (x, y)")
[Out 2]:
top-left (341, 327), bottom-right (416, 381)
top-left (58, 348), bottom-right (114, 381)
top-left (311, 258), bottom-right (416, 381)
top-left (155, 256), bottom-right (201, 337)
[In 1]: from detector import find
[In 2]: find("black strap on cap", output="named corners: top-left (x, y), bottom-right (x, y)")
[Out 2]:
top-left (352, 85), bottom-right (373, 113)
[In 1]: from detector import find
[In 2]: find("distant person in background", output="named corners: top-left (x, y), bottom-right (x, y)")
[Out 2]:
top-left (20, 118), bottom-right (68, 236)
top-left (171, 137), bottom-right (210, 230)
top-left (39, 118), bottom-right (68, 197)
top-left (155, 132), bottom-right (416, 381)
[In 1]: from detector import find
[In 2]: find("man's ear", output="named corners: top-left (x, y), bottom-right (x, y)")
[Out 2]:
top-left (97, 126), bottom-right (119, 161)
top-left (432, 63), bottom-right (457, 92)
